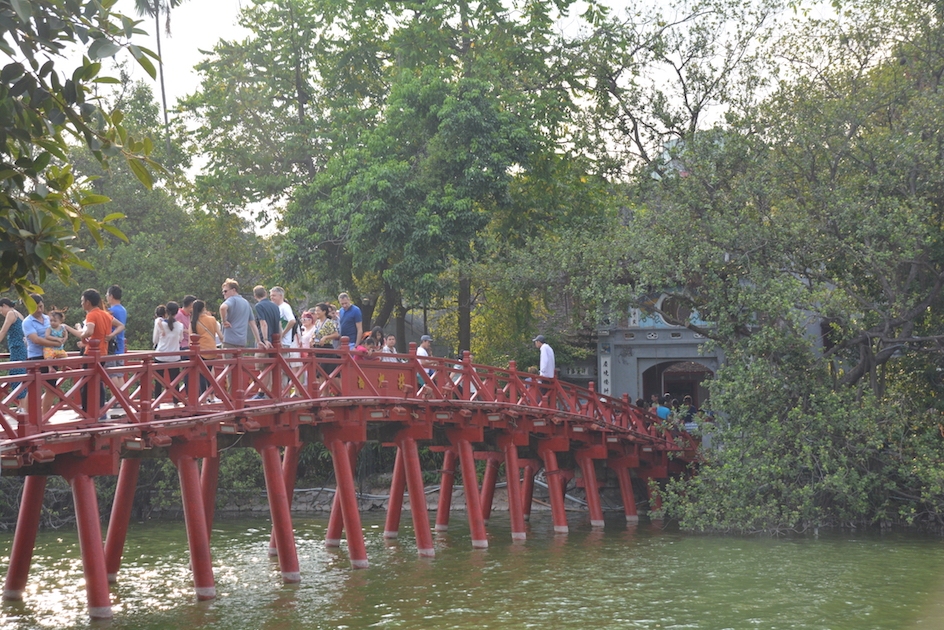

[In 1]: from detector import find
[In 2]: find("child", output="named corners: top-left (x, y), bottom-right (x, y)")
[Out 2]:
top-left (43, 310), bottom-right (81, 361)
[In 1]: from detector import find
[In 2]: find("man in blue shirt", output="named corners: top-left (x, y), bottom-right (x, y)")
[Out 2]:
top-left (106, 285), bottom-right (127, 388)
top-left (337, 292), bottom-right (362, 345)
top-left (21, 293), bottom-right (59, 413)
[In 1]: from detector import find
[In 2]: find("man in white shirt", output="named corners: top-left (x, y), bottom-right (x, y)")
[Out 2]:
top-left (417, 334), bottom-right (434, 375)
top-left (533, 334), bottom-right (555, 379)
top-left (381, 334), bottom-right (398, 362)
top-left (269, 286), bottom-right (296, 347)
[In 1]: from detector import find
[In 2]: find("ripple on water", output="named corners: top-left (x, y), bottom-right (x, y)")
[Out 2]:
top-left (2, 516), bottom-right (944, 629)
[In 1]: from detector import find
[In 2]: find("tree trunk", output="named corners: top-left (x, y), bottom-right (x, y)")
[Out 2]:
top-left (371, 281), bottom-right (399, 329)
top-left (458, 272), bottom-right (471, 356)
top-left (395, 303), bottom-right (407, 353)
top-left (154, 7), bottom-right (171, 157)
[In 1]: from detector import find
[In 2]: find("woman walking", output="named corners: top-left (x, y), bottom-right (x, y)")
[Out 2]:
top-left (152, 301), bottom-right (186, 401)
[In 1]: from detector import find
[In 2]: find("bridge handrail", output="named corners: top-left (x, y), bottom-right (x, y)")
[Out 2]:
top-left (0, 336), bottom-right (687, 451)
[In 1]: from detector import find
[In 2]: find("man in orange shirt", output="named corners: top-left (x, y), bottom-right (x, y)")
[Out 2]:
top-left (80, 289), bottom-right (125, 416)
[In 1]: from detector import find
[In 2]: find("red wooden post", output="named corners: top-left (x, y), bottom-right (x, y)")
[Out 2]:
top-left (521, 461), bottom-right (537, 521)
top-left (455, 437), bottom-right (488, 549)
top-left (396, 433), bottom-right (434, 557)
top-left (577, 452), bottom-right (605, 528)
top-left (325, 491), bottom-right (343, 548)
top-left (25, 364), bottom-right (42, 431)
top-left (647, 478), bottom-right (663, 513)
top-left (173, 454), bottom-right (216, 600)
top-left (479, 453), bottom-right (501, 522)
top-left (326, 442), bottom-right (360, 548)
top-left (326, 438), bottom-right (368, 568)
top-left (539, 447), bottom-right (569, 534)
top-left (3, 475), bottom-right (47, 600)
top-left (86, 338), bottom-right (102, 420)
top-left (271, 333), bottom-right (283, 399)
top-left (70, 473), bottom-right (112, 619)
top-left (435, 449), bottom-right (457, 532)
top-left (383, 447), bottom-right (406, 539)
top-left (201, 455), bottom-right (221, 535)
top-left (269, 445), bottom-right (301, 555)
top-left (612, 462), bottom-right (639, 522)
top-left (188, 334), bottom-right (201, 407)
top-left (104, 458), bottom-right (141, 582)
top-left (259, 445), bottom-right (300, 582)
top-left (500, 437), bottom-right (526, 541)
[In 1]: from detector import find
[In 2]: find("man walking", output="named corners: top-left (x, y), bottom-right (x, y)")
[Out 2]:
top-left (533, 335), bottom-right (556, 379)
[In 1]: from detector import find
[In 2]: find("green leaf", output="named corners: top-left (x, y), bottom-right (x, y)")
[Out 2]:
top-left (127, 158), bottom-right (154, 190)
top-left (10, 0), bottom-right (31, 23)
top-left (135, 55), bottom-right (157, 80)
top-left (88, 39), bottom-right (122, 60)
top-left (79, 194), bottom-right (110, 206)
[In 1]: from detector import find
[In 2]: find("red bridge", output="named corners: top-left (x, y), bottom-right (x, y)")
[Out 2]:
top-left (0, 338), bottom-right (696, 619)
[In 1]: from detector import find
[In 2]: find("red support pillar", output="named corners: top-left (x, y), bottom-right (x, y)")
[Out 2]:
top-left (268, 445), bottom-right (300, 556)
top-left (479, 453), bottom-right (501, 523)
top-left (500, 439), bottom-right (526, 541)
top-left (539, 448), bottom-right (568, 534)
top-left (435, 449), bottom-right (457, 532)
top-left (577, 453), bottom-right (605, 528)
top-left (259, 445), bottom-right (301, 583)
top-left (611, 462), bottom-right (639, 522)
top-left (325, 491), bottom-right (343, 548)
top-left (201, 455), bottom-right (221, 535)
top-left (326, 438), bottom-right (369, 568)
top-left (70, 474), bottom-right (112, 619)
top-left (396, 433), bottom-right (434, 557)
top-left (455, 437), bottom-right (488, 549)
top-left (173, 454), bottom-right (216, 600)
top-left (522, 462), bottom-right (537, 521)
top-left (647, 478), bottom-right (663, 513)
top-left (383, 447), bottom-right (406, 539)
top-left (3, 475), bottom-right (47, 600)
top-left (104, 458), bottom-right (141, 583)
top-left (326, 442), bottom-right (361, 548)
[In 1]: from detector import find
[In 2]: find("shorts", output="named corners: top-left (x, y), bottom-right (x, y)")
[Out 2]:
top-left (27, 356), bottom-right (51, 374)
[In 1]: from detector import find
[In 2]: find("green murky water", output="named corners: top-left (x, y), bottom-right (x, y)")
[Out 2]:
top-left (2, 513), bottom-right (944, 629)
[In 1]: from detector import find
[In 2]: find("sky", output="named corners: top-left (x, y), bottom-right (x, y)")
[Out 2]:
top-left (112, 0), bottom-right (251, 105)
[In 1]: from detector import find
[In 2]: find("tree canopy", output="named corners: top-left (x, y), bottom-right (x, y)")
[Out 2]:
top-left (0, 0), bottom-right (161, 299)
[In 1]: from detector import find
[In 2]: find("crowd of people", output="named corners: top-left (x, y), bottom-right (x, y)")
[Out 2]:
top-left (0, 278), bottom-right (559, 413)
top-left (635, 393), bottom-right (710, 429)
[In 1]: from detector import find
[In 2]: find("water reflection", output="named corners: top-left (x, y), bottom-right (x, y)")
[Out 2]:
top-left (2, 515), bottom-right (944, 629)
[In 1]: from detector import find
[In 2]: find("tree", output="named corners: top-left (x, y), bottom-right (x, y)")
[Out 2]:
top-left (41, 80), bottom-right (274, 350)
top-left (0, 0), bottom-right (161, 299)
top-left (628, 0), bottom-right (944, 531)
top-left (133, 0), bottom-right (188, 156)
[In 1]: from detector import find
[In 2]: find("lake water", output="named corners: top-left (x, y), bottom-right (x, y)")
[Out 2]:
top-left (2, 513), bottom-right (944, 629)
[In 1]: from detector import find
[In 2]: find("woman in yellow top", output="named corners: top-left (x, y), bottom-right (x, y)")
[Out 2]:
top-left (190, 300), bottom-right (221, 399)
